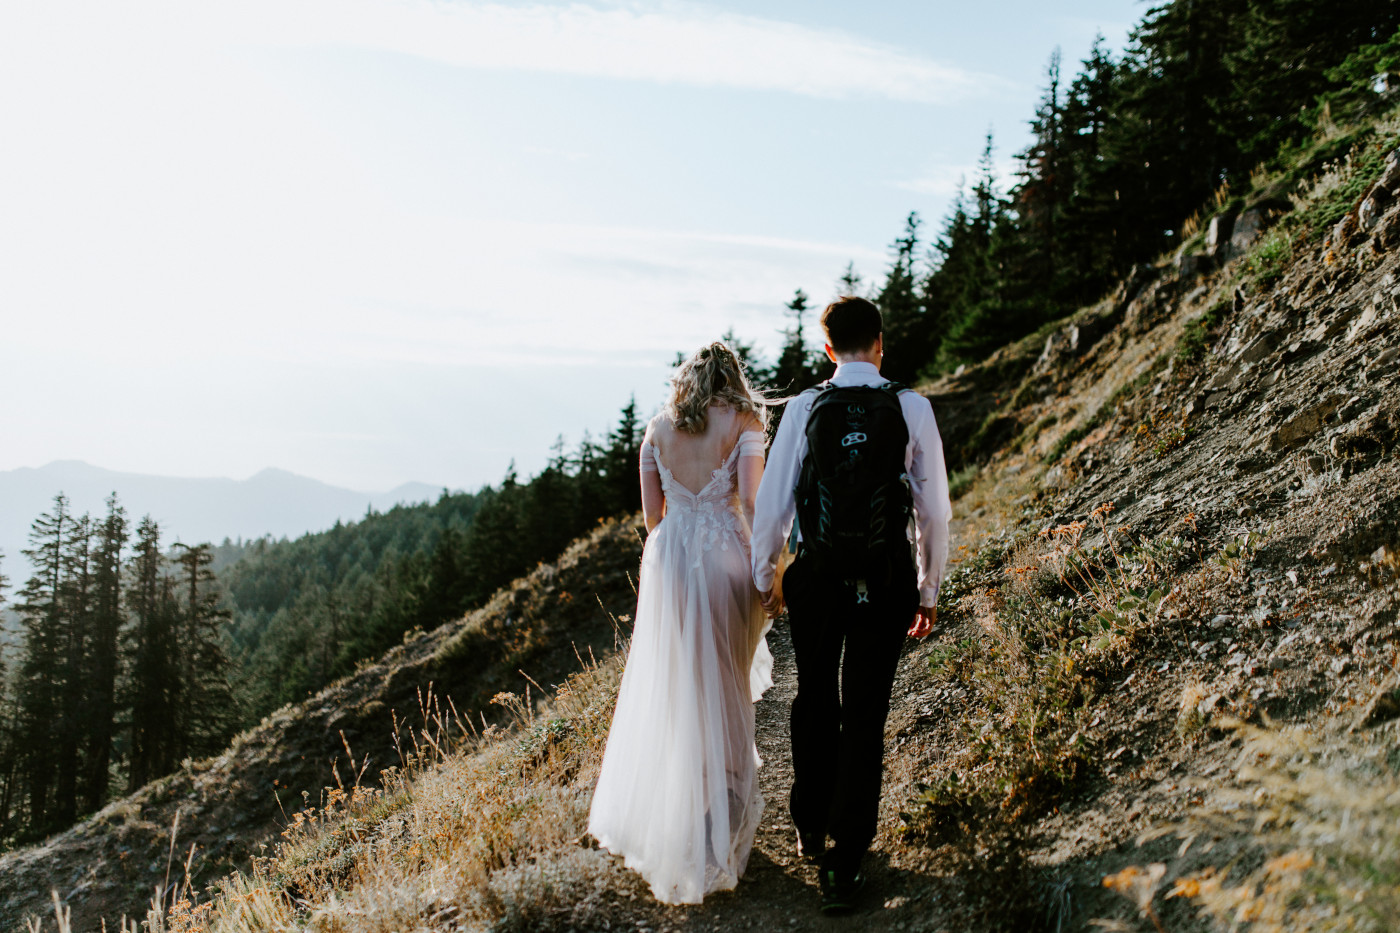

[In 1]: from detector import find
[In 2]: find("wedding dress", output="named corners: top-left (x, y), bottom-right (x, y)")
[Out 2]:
top-left (587, 416), bottom-right (773, 905)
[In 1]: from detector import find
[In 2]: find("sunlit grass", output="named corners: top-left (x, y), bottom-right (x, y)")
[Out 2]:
top-left (133, 654), bottom-right (628, 933)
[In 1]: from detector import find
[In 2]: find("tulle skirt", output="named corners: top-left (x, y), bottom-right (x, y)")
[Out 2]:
top-left (587, 508), bottom-right (773, 904)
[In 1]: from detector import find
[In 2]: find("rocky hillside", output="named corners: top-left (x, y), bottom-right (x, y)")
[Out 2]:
top-left (11, 123), bottom-right (1400, 932)
top-left (0, 519), bottom-right (644, 930)
top-left (885, 126), bottom-right (1400, 930)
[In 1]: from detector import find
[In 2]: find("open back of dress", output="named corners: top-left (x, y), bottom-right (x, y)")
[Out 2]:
top-left (587, 410), bottom-right (773, 905)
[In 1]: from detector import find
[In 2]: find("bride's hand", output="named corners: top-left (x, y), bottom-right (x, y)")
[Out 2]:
top-left (759, 577), bottom-right (784, 617)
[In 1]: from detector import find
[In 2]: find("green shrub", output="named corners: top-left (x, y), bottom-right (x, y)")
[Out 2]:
top-left (1247, 230), bottom-right (1294, 285)
top-left (948, 464), bottom-right (979, 500)
top-left (1176, 297), bottom-right (1232, 364)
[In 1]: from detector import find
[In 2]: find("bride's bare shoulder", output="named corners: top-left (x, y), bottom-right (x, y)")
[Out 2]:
top-left (646, 413), bottom-right (676, 444)
top-left (737, 410), bottom-right (764, 435)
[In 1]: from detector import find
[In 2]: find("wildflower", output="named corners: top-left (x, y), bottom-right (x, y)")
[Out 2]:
top-left (1263, 849), bottom-right (1313, 876)
top-left (1104, 863), bottom-right (1168, 932)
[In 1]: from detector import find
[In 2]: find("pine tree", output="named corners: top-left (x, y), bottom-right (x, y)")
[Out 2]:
top-left (52, 512), bottom-right (93, 827)
top-left (83, 494), bottom-right (126, 810)
top-left (772, 289), bottom-right (820, 392)
top-left (125, 517), bottom-right (181, 791)
top-left (460, 471), bottom-right (527, 607)
top-left (1014, 50), bottom-right (1067, 307)
top-left (13, 494), bottom-right (73, 834)
top-left (523, 437), bottom-right (579, 563)
top-left (934, 136), bottom-right (1008, 366)
top-left (876, 213), bottom-right (926, 383)
top-left (172, 543), bottom-right (236, 759)
top-left (603, 398), bottom-right (644, 516)
top-left (837, 261), bottom-right (864, 298)
top-left (418, 526), bottom-right (470, 629)
top-left (1226, 0), bottom-right (1400, 164)
top-left (1105, 0), bottom-right (1245, 266)
top-left (573, 431), bottom-right (609, 523)
top-left (1058, 36), bottom-right (1121, 305)
top-left (0, 550), bottom-right (11, 836)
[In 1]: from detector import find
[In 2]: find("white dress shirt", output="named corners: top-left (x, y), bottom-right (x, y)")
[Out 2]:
top-left (751, 361), bottom-right (952, 607)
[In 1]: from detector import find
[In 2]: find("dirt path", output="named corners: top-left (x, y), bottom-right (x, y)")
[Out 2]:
top-left (612, 622), bottom-right (953, 933)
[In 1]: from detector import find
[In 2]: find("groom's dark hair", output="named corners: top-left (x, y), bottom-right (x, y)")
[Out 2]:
top-left (821, 296), bottom-right (883, 354)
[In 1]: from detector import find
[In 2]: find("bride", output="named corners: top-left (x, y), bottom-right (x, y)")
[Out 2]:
top-left (587, 341), bottom-right (775, 905)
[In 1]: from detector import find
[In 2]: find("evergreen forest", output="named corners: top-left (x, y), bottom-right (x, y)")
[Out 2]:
top-left (861, 1), bottom-right (1400, 382)
top-left (0, 496), bottom-right (236, 845)
top-left (220, 398), bottom-right (647, 721)
top-left (1, 0), bottom-right (1397, 855)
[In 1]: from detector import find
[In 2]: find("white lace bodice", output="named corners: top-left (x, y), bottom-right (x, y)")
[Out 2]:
top-left (642, 430), bottom-right (764, 564)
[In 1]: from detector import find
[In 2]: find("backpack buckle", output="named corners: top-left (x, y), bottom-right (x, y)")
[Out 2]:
top-left (855, 580), bottom-right (870, 604)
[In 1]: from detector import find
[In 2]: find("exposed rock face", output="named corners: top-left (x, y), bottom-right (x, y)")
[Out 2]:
top-left (1206, 211), bottom-right (1236, 260)
top-left (1229, 205), bottom-right (1271, 255)
top-left (1176, 251), bottom-right (1213, 280)
top-left (1268, 394), bottom-right (1347, 451)
top-left (1359, 187), bottom-right (1392, 232)
top-left (1376, 151), bottom-right (1400, 193)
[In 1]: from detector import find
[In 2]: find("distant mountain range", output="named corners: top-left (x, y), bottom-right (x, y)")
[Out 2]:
top-left (0, 461), bottom-right (443, 578)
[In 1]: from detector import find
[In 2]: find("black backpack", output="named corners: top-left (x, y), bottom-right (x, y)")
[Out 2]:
top-left (795, 382), bottom-right (913, 585)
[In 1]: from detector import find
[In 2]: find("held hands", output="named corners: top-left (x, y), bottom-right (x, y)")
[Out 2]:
top-left (758, 576), bottom-right (784, 617)
top-left (908, 605), bottom-right (936, 639)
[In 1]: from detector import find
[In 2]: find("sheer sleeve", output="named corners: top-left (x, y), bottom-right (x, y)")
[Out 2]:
top-left (736, 430), bottom-right (765, 523)
top-left (736, 430), bottom-right (766, 460)
top-left (640, 439), bottom-right (665, 532)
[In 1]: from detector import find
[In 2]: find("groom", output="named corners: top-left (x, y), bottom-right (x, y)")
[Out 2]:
top-left (751, 296), bottom-right (951, 915)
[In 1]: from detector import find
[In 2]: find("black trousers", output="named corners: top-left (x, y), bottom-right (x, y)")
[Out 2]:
top-left (784, 548), bottom-right (918, 875)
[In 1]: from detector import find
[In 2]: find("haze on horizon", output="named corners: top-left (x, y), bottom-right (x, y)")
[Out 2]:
top-left (0, 0), bottom-right (1138, 493)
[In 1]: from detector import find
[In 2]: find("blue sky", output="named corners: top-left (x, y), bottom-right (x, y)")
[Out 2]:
top-left (0, 0), bottom-right (1142, 493)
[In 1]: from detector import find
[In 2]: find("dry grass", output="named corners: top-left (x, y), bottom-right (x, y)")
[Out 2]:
top-left (1103, 712), bottom-right (1400, 932)
top-left (910, 484), bottom-right (1251, 854)
top-left (125, 649), bottom-right (630, 933)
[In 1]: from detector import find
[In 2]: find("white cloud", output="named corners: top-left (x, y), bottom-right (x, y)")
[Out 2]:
top-left (303, 0), bottom-right (994, 103)
top-left (0, 0), bottom-right (999, 490)
top-left (1, 1), bottom-right (996, 104)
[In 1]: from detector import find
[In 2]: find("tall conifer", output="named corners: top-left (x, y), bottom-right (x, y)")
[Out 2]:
top-left (52, 513), bottom-right (93, 826)
top-left (936, 137), bottom-right (1007, 365)
top-left (772, 289), bottom-right (819, 392)
top-left (876, 213), bottom-right (926, 383)
top-left (0, 551), bottom-right (11, 836)
top-left (604, 397), bottom-right (644, 516)
top-left (13, 494), bottom-right (73, 834)
top-left (837, 261), bottom-right (864, 298)
top-left (125, 517), bottom-right (180, 791)
top-left (172, 543), bottom-right (236, 759)
top-left (83, 494), bottom-right (126, 810)
top-left (1058, 36), bottom-right (1121, 304)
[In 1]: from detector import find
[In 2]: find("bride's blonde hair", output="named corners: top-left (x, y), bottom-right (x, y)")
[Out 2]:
top-left (665, 341), bottom-right (771, 434)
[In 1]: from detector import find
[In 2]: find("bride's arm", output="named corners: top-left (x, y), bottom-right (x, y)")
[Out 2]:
top-left (640, 427), bottom-right (665, 533)
top-left (736, 418), bottom-right (766, 527)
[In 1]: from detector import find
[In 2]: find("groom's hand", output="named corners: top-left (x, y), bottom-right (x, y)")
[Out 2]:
top-left (759, 586), bottom-right (784, 617)
top-left (908, 606), bottom-right (936, 639)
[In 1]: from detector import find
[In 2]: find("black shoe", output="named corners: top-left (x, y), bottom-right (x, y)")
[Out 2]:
top-left (817, 867), bottom-right (865, 915)
top-left (796, 830), bottom-right (825, 861)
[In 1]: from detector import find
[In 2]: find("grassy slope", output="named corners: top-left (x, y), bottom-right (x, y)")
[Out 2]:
top-left (0, 518), bottom-right (643, 931)
top-left (14, 110), bottom-right (1400, 932)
